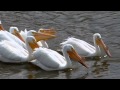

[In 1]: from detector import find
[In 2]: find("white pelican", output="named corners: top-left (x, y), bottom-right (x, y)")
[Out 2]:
top-left (28, 36), bottom-right (88, 71)
top-left (9, 27), bottom-right (55, 49)
top-left (18, 28), bottom-right (56, 48)
top-left (60, 33), bottom-right (111, 58)
top-left (0, 31), bottom-right (55, 63)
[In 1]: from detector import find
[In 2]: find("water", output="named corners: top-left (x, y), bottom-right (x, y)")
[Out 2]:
top-left (0, 11), bottom-right (120, 79)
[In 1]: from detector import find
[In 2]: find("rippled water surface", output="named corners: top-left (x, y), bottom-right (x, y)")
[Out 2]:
top-left (0, 11), bottom-right (120, 79)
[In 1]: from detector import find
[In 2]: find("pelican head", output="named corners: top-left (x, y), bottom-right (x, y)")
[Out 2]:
top-left (94, 33), bottom-right (112, 57)
top-left (26, 36), bottom-right (39, 50)
top-left (9, 27), bottom-right (19, 33)
top-left (94, 33), bottom-right (101, 39)
top-left (9, 27), bottom-right (25, 42)
top-left (27, 30), bottom-right (56, 42)
top-left (38, 28), bottom-right (56, 35)
top-left (63, 44), bottom-right (88, 68)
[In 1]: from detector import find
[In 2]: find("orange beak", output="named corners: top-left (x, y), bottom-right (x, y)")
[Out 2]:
top-left (28, 40), bottom-right (39, 50)
top-left (33, 32), bottom-right (56, 42)
top-left (0, 24), bottom-right (5, 31)
top-left (67, 48), bottom-right (88, 68)
top-left (13, 30), bottom-right (25, 43)
top-left (38, 28), bottom-right (56, 35)
top-left (96, 38), bottom-right (112, 57)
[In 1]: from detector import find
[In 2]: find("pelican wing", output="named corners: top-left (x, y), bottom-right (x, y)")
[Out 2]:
top-left (0, 40), bottom-right (28, 63)
top-left (31, 48), bottom-right (65, 71)
top-left (45, 48), bottom-right (65, 63)
top-left (61, 37), bottom-right (96, 56)
top-left (73, 38), bottom-right (95, 51)
top-left (0, 31), bottom-right (27, 49)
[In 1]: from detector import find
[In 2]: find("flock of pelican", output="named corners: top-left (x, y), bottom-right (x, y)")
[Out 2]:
top-left (0, 21), bottom-right (111, 71)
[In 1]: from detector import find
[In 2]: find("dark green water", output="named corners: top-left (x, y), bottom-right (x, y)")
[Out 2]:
top-left (0, 11), bottom-right (120, 79)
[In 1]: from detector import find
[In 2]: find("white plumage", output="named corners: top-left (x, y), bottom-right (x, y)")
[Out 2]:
top-left (0, 30), bottom-right (27, 50)
top-left (0, 29), bottom-right (55, 63)
top-left (0, 38), bottom-right (32, 63)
